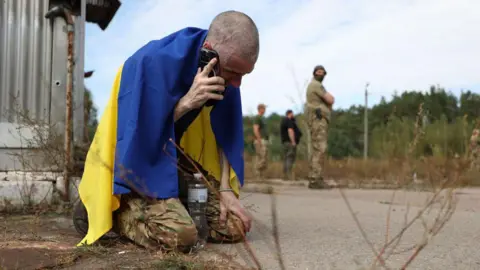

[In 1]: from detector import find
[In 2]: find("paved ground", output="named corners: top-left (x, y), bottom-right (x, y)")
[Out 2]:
top-left (236, 186), bottom-right (480, 270)
top-left (1, 186), bottom-right (479, 269)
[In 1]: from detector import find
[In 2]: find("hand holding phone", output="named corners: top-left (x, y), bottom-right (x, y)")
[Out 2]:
top-left (181, 56), bottom-right (225, 111)
top-left (198, 48), bottom-right (225, 107)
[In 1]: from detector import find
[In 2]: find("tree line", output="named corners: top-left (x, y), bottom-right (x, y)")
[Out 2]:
top-left (243, 85), bottom-right (480, 161)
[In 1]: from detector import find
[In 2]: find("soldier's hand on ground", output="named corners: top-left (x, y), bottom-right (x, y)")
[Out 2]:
top-left (219, 191), bottom-right (252, 233)
top-left (181, 58), bottom-right (225, 109)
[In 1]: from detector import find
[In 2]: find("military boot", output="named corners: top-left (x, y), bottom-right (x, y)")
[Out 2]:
top-left (72, 200), bottom-right (89, 236)
top-left (308, 177), bottom-right (332, 189)
top-left (72, 200), bottom-right (120, 240)
top-left (283, 170), bottom-right (296, 181)
top-left (255, 171), bottom-right (265, 182)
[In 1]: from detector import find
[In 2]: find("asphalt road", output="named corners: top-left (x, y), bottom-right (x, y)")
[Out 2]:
top-left (218, 186), bottom-right (480, 270)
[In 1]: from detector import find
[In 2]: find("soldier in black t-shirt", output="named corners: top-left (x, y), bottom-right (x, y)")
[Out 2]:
top-left (280, 110), bottom-right (302, 180)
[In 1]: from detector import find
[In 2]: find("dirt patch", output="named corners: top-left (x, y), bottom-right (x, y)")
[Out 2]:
top-left (0, 214), bottom-right (251, 270)
top-left (0, 248), bottom-right (75, 270)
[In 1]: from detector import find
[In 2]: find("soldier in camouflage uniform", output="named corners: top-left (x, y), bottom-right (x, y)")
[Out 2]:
top-left (305, 65), bottom-right (335, 189)
top-left (470, 128), bottom-right (480, 170)
top-left (78, 149), bottom-right (249, 253)
top-left (114, 166), bottom-right (246, 252)
top-left (253, 103), bottom-right (269, 180)
top-left (75, 11), bottom-right (256, 252)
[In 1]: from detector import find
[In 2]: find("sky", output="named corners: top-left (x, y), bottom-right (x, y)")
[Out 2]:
top-left (84, 0), bottom-right (480, 118)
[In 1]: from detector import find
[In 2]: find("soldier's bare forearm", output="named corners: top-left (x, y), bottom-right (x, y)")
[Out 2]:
top-left (173, 97), bottom-right (190, 122)
top-left (321, 92), bottom-right (335, 106)
top-left (288, 128), bottom-right (296, 144)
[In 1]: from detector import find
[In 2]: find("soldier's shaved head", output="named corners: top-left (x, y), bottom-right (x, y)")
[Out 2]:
top-left (202, 10), bottom-right (259, 87)
top-left (206, 10), bottom-right (260, 64)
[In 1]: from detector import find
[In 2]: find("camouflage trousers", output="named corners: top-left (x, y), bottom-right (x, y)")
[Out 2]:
top-left (114, 176), bottom-right (245, 251)
top-left (307, 115), bottom-right (329, 181)
top-left (254, 139), bottom-right (268, 179)
top-left (283, 142), bottom-right (297, 180)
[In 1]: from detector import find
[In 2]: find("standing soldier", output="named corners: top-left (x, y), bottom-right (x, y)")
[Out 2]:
top-left (305, 65), bottom-right (335, 189)
top-left (253, 103), bottom-right (269, 180)
top-left (470, 128), bottom-right (480, 170)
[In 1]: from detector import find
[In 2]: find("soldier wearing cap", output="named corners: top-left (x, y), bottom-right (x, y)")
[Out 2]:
top-left (305, 65), bottom-right (335, 189)
top-left (253, 103), bottom-right (269, 180)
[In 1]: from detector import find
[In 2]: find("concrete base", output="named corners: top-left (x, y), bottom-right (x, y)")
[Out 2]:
top-left (0, 171), bottom-right (80, 210)
top-left (0, 180), bottom-right (55, 209)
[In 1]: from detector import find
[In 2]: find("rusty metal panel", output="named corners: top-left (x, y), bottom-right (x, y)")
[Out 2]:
top-left (47, 4), bottom-right (85, 143)
top-left (0, 0), bottom-right (53, 124)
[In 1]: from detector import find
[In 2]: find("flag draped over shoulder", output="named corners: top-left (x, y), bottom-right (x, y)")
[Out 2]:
top-left (77, 27), bottom-right (245, 246)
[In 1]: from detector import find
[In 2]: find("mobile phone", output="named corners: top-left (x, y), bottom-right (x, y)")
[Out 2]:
top-left (199, 47), bottom-right (220, 77)
top-left (198, 48), bottom-right (224, 107)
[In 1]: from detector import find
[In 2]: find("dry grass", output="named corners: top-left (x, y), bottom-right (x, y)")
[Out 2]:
top-left (244, 157), bottom-right (480, 188)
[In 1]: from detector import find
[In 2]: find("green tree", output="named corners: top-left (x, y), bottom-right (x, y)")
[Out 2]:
top-left (459, 90), bottom-right (480, 121)
top-left (243, 85), bottom-right (479, 160)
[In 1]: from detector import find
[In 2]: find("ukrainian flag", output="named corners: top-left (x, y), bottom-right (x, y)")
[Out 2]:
top-left (77, 27), bottom-right (245, 246)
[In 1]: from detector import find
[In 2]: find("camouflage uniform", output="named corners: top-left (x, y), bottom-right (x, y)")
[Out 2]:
top-left (254, 139), bottom-right (268, 179)
top-left (305, 77), bottom-right (331, 189)
top-left (470, 129), bottom-right (480, 170)
top-left (253, 114), bottom-right (269, 179)
top-left (114, 171), bottom-right (245, 252)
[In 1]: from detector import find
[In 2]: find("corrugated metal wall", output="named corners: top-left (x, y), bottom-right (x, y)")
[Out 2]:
top-left (0, 0), bottom-right (52, 123)
top-left (0, 0), bottom-right (86, 171)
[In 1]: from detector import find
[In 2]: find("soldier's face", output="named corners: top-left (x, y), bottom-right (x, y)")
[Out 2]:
top-left (314, 69), bottom-right (326, 82)
top-left (315, 69), bottom-right (325, 76)
top-left (221, 55), bottom-right (255, 88)
top-left (204, 41), bottom-right (256, 88)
